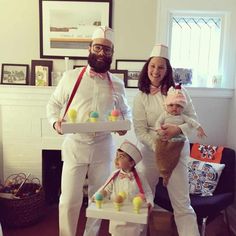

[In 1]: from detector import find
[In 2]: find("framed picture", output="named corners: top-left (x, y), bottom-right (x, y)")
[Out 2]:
top-left (1, 64), bottom-right (29, 85)
top-left (31, 60), bottom-right (53, 86)
top-left (39, 0), bottom-right (112, 59)
top-left (110, 69), bottom-right (128, 87)
top-left (115, 59), bottom-right (146, 88)
top-left (173, 68), bottom-right (192, 85)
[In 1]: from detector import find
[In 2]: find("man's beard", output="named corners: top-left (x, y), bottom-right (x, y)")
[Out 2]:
top-left (88, 53), bottom-right (112, 73)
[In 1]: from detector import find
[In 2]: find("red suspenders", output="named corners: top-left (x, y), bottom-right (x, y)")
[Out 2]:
top-left (62, 66), bottom-right (87, 120)
top-left (102, 169), bottom-right (145, 195)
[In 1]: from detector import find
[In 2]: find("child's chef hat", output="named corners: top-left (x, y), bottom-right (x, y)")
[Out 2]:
top-left (92, 26), bottom-right (114, 44)
top-left (119, 140), bottom-right (142, 165)
top-left (165, 86), bottom-right (187, 108)
top-left (150, 44), bottom-right (169, 59)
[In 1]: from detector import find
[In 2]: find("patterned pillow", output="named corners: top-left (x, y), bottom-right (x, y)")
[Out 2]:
top-left (187, 156), bottom-right (225, 196)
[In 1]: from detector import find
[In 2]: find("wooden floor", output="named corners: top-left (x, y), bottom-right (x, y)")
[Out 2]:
top-left (2, 204), bottom-right (110, 236)
top-left (2, 204), bottom-right (234, 236)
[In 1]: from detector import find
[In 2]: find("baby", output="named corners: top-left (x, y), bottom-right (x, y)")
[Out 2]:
top-left (155, 85), bottom-right (206, 186)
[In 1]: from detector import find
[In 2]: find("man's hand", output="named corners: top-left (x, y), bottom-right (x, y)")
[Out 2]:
top-left (53, 119), bottom-right (65, 135)
top-left (147, 203), bottom-right (153, 214)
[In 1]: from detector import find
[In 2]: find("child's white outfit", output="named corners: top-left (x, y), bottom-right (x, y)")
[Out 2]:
top-left (96, 168), bottom-right (154, 236)
top-left (155, 111), bottom-right (202, 185)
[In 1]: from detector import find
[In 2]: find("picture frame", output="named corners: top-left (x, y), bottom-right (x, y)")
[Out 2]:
top-left (39, 0), bottom-right (112, 59)
top-left (1, 64), bottom-right (29, 85)
top-left (110, 69), bottom-right (128, 87)
top-left (31, 60), bottom-right (53, 86)
top-left (115, 59), bottom-right (146, 88)
top-left (173, 68), bottom-right (193, 85)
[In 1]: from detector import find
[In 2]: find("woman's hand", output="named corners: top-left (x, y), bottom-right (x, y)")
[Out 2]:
top-left (160, 123), bottom-right (181, 141)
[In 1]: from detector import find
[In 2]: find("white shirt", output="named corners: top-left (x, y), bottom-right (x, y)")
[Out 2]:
top-left (47, 66), bottom-right (131, 142)
top-left (133, 87), bottom-right (197, 151)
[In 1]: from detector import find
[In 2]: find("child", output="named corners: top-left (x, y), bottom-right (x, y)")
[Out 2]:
top-left (155, 85), bottom-right (206, 186)
top-left (92, 140), bottom-right (153, 236)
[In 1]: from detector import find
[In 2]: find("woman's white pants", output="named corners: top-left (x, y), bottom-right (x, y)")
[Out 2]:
top-left (137, 141), bottom-right (200, 236)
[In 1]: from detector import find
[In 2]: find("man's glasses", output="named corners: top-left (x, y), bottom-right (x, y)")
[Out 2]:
top-left (92, 44), bottom-right (113, 56)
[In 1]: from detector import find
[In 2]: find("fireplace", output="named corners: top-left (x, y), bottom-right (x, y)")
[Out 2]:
top-left (42, 150), bottom-right (88, 205)
top-left (42, 150), bottom-right (63, 205)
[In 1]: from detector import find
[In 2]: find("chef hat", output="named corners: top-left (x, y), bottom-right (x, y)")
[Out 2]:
top-left (92, 26), bottom-right (114, 44)
top-left (165, 86), bottom-right (187, 108)
top-left (150, 44), bottom-right (169, 59)
top-left (119, 140), bottom-right (142, 165)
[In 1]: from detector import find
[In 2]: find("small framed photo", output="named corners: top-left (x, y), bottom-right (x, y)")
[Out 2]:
top-left (173, 68), bottom-right (193, 85)
top-left (110, 69), bottom-right (128, 87)
top-left (1, 64), bottom-right (29, 85)
top-left (31, 60), bottom-right (53, 86)
top-left (115, 59), bottom-right (146, 88)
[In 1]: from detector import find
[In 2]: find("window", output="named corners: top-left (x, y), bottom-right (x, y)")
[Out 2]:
top-left (169, 14), bottom-right (223, 87)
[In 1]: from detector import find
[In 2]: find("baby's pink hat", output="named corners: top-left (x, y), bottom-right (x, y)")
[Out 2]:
top-left (165, 86), bottom-right (187, 108)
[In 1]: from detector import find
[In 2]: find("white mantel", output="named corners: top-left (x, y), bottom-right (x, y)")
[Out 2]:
top-left (0, 85), bottom-right (234, 182)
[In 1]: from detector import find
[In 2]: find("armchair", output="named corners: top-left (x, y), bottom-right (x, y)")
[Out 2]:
top-left (154, 144), bottom-right (235, 236)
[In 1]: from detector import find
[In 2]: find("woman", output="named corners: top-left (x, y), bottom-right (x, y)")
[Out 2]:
top-left (133, 44), bottom-right (200, 236)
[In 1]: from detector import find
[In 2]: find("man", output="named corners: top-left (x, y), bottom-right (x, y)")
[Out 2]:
top-left (47, 26), bottom-right (131, 236)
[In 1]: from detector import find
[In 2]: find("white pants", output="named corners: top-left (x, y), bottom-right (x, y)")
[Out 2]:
top-left (137, 140), bottom-right (200, 236)
top-left (0, 223), bottom-right (2, 236)
top-left (59, 134), bottom-right (115, 236)
top-left (109, 220), bottom-right (144, 236)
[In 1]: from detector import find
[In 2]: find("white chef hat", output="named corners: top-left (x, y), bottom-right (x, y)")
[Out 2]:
top-left (150, 44), bottom-right (169, 59)
top-left (92, 26), bottom-right (114, 44)
top-left (119, 140), bottom-right (142, 165)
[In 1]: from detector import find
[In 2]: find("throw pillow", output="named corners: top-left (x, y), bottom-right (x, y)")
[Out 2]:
top-left (187, 156), bottom-right (225, 196)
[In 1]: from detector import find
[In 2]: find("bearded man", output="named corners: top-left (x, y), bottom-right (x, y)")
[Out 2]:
top-left (47, 26), bottom-right (131, 236)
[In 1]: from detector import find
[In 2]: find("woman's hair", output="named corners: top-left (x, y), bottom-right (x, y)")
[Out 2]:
top-left (138, 57), bottom-right (175, 95)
